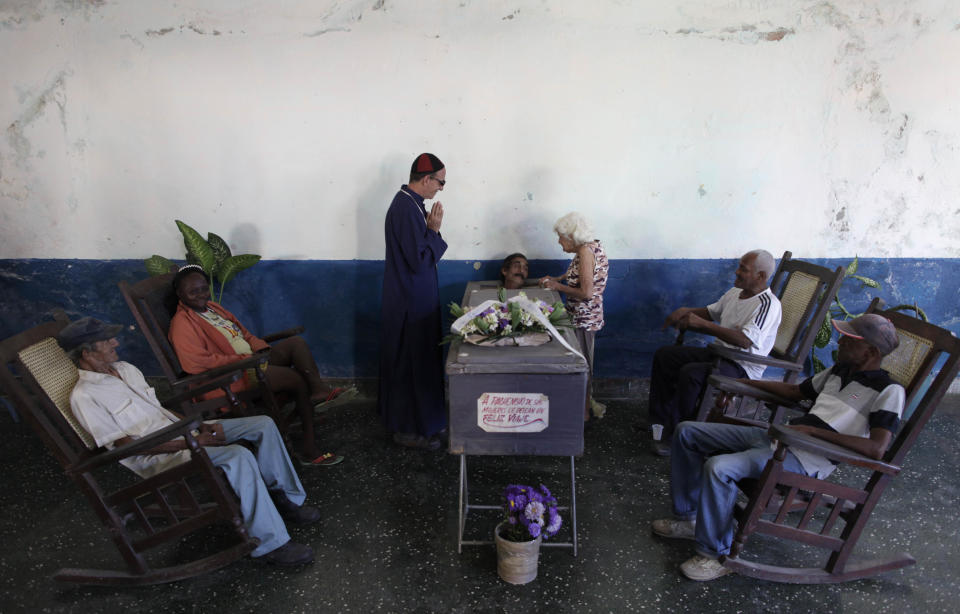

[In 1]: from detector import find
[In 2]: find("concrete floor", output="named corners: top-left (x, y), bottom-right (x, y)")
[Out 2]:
top-left (1, 391), bottom-right (959, 613)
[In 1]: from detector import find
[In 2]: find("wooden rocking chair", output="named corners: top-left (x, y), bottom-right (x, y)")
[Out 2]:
top-left (118, 271), bottom-right (303, 422)
top-left (0, 314), bottom-right (260, 585)
top-left (707, 300), bottom-right (960, 583)
top-left (680, 251), bottom-right (844, 425)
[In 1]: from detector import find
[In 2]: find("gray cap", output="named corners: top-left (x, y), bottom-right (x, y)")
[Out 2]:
top-left (57, 317), bottom-right (123, 351)
top-left (832, 314), bottom-right (899, 356)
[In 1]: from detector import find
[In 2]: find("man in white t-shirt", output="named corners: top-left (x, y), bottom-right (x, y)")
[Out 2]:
top-left (648, 250), bottom-right (782, 456)
top-left (59, 316), bottom-right (320, 566)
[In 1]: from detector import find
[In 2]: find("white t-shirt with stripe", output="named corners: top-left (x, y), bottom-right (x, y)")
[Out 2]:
top-left (706, 287), bottom-right (782, 379)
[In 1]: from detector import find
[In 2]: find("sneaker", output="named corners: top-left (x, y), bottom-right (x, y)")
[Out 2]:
top-left (651, 518), bottom-right (696, 540)
top-left (261, 541), bottom-right (314, 565)
top-left (679, 554), bottom-right (732, 581)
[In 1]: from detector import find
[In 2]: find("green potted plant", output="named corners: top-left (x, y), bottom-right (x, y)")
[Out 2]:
top-left (144, 220), bottom-right (260, 303)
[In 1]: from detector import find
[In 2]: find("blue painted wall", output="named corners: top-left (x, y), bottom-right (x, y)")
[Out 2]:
top-left (1, 258), bottom-right (958, 380)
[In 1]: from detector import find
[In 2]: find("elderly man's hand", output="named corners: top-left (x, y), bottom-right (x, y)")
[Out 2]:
top-left (426, 201), bottom-right (444, 232)
top-left (198, 422), bottom-right (226, 446)
top-left (662, 307), bottom-right (689, 330)
top-left (681, 312), bottom-right (709, 331)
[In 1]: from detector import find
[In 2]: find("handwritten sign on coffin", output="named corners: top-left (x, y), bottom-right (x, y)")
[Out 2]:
top-left (477, 392), bottom-right (549, 432)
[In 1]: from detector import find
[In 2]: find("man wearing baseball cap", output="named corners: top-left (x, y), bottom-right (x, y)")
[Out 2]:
top-left (652, 313), bottom-right (905, 581)
top-left (59, 316), bottom-right (321, 565)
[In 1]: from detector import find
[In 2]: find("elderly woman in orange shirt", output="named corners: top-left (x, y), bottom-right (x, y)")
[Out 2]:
top-left (168, 265), bottom-right (351, 466)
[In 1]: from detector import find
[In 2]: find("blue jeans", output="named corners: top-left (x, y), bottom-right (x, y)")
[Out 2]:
top-left (648, 345), bottom-right (747, 439)
top-left (206, 415), bottom-right (306, 557)
top-left (670, 420), bottom-right (808, 558)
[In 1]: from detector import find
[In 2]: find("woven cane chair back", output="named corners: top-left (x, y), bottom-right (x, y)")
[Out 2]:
top-left (881, 328), bottom-right (933, 390)
top-left (773, 270), bottom-right (821, 357)
top-left (17, 337), bottom-right (96, 449)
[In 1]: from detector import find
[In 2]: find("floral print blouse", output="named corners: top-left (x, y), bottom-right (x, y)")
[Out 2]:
top-left (563, 241), bottom-right (609, 332)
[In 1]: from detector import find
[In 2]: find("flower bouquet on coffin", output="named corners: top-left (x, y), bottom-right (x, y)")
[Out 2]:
top-left (495, 484), bottom-right (562, 585)
top-left (443, 288), bottom-right (578, 353)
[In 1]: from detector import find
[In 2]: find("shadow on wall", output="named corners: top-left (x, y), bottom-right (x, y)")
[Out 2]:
top-left (355, 154), bottom-right (409, 381)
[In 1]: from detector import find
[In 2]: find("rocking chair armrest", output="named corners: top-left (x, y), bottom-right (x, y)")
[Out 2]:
top-left (768, 424), bottom-right (901, 475)
top-left (163, 371), bottom-right (243, 406)
top-left (261, 326), bottom-right (305, 343)
top-left (170, 354), bottom-right (270, 390)
top-left (707, 375), bottom-right (801, 409)
top-left (68, 416), bottom-right (204, 474)
top-left (707, 345), bottom-right (803, 373)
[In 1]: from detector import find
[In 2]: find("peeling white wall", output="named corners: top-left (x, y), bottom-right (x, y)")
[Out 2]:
top-left (2, 0), bottom-right (959, 261)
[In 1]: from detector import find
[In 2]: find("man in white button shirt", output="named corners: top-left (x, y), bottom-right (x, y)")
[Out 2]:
top-left (60, 316), bottom-right (319, 566)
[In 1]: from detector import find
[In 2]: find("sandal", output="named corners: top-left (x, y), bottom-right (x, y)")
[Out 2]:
top-left (299, 452), bottom-right (344, 467)
top-left (312, 386), bottom-right (359, 413)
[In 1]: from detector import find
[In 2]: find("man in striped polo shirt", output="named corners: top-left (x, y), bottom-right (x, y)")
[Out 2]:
top-left (649, 250), bottom-right (782, 456)
top-left (652, 313), bottom-right (904, 581)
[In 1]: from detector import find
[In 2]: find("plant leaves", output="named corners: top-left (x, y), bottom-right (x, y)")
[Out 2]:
top-left (498, 286), bottom-right (506, 303)
top-left (849, 274), bottom-right (880, 289)
top-left (215, 254), bottom-right (261, 292)
top-left (145, 255), bottom-right (176, 276)
top-left (509, 302), bottom-right (522, 328)
top-left (845, 256), bottom-right (859, 276)
top-left (888, 304), bottom-right (929, 322)
top-left (449, 302), bottom-right (465, 318)
top-left (207, 232), bottom-right (232, 270)
top-left (176, 220), bottom-right (215, 274)
top-left (813, 313), bottom-right (832, 348)
top-left (812, 354), bottom-right (826, 374)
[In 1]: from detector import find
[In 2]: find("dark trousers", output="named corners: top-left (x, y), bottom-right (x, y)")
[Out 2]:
top-left (648, 345), bottom-right (747, 439)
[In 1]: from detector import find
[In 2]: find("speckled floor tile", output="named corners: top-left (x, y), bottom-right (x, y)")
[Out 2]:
top-left (1, 392), bottom-right (959, 613)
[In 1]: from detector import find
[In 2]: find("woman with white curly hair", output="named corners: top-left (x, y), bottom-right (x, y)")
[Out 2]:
top-left (538, 212), bottom-right (610, 420)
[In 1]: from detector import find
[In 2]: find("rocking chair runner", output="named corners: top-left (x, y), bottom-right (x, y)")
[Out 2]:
top-left (0, 314), bottom-right (260, 585)
top-left (118, 270), bottom-right (303, 422)
top-left (707, 299), bottom-right (960, 583)
top-left (679, 251), bottom-right (844, 426)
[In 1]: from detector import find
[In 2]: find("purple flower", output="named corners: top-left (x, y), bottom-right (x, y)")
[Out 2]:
top-left (524, 501), bottom-right (545, 523)
top-left (502, 483), bottom-right (561, 541)
top-left (546, 508), bottom-right (562, 536)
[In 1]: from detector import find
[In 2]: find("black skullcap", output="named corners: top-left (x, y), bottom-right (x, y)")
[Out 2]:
top-left (411, 153), bottom-right (444, 175)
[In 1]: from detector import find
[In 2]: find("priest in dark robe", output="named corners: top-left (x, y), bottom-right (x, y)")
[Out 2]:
top-left (379, 153), bottom-right (448, 450)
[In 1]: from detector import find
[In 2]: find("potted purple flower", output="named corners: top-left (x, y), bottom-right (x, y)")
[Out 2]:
top-left (494, 484), bottom-right (562, 584)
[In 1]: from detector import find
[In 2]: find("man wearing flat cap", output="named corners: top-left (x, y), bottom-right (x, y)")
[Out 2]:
top-left (379, 153), bottom-right (448, 450)
top-left (651, 313), bottom-right (905, 582)
top-left (60, 316), bottom-right (321, 566)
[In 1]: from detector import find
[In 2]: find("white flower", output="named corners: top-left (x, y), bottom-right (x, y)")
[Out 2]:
top-left (524, 501), bottom-right (545, 525)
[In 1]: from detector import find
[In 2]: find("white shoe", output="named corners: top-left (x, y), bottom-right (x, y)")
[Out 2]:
top-left (651, 518), bottom-right (696, 540)
top-left (680, 554), bottom-right (732, 581)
